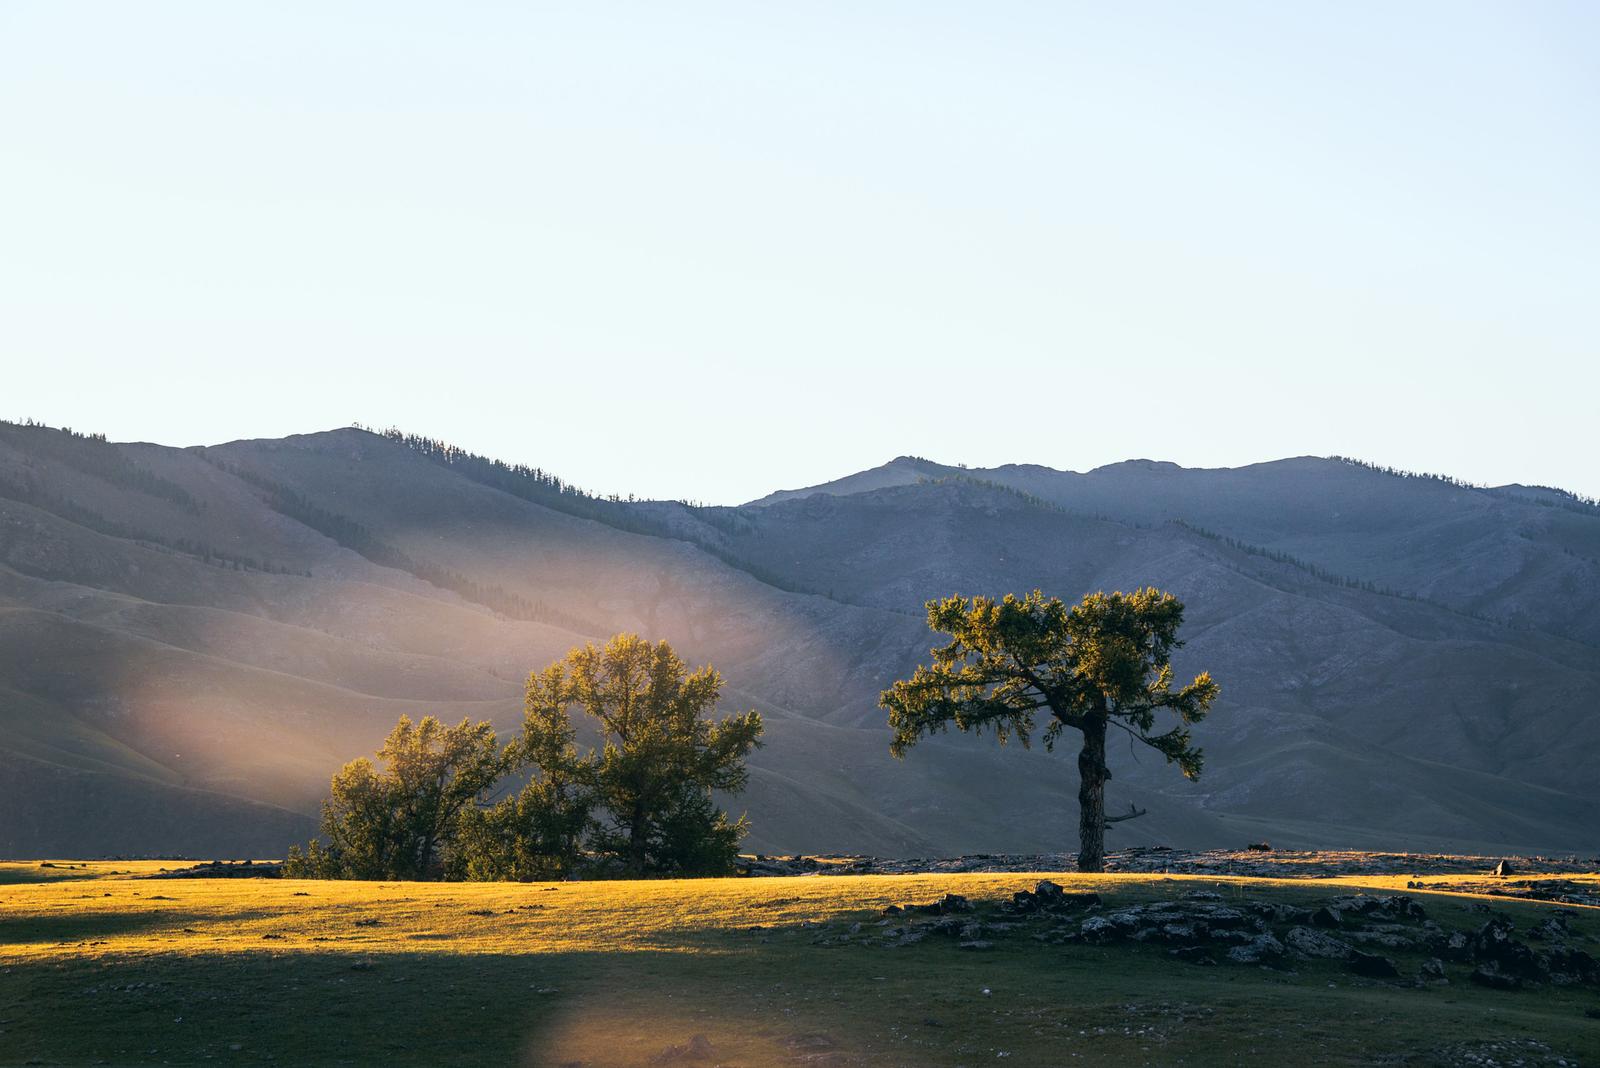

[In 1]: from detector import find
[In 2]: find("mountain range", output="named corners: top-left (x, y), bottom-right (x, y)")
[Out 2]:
top-left (3, 420), bottom-right (1597, 859)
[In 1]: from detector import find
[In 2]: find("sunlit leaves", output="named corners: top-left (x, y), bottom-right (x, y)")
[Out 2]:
top-left (881, 588), bottom-right (1218, 777)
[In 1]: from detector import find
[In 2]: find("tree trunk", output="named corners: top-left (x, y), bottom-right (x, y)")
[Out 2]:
top-left (1076, 715), bottom-right (1108, 873)
top-left (627, 802), bottom-right (649, 874)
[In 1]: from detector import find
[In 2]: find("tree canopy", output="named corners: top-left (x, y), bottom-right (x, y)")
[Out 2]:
top-left (289, 634), bottom-right (763, 881)
top-left (881, 588), bottom-right (1218, 872)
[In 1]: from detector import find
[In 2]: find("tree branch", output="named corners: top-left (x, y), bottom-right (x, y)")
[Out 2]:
top-left (1103, 802), bottom-right (1148, 831)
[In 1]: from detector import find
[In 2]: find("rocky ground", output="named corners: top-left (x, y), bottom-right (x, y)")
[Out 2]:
top-left (797, 880), bottom-right (1600, 993)
top-left (739, 846), bottom-right (1600, 879)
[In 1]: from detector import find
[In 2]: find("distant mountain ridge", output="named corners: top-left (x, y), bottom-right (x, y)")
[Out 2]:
top-left (2, 420), bottom-right (1597, 859)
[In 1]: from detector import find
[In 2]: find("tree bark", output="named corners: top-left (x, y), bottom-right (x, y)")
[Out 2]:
top-left (627, 802), bottom-right (649, 875)
top-left (1076, 714), bottom-right (1108, 873)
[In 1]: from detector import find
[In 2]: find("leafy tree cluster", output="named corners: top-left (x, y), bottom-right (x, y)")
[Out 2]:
top-left (0, 419), bottom-right (201, 514)
top-left (285, 635), bottom-right (763, 881)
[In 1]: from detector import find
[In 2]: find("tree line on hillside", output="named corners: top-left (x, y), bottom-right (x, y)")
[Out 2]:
top-left (362, 425), bottom-right (844, 602)
top-left (203, 459), bottom-right (603, 633)
top-left (1, 418), bottom-right (202, 514)
top-left (284, 634), bottom-right (764, 881)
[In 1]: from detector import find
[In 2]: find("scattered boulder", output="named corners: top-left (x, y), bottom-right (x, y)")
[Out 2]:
top-left (1226, 933), bottom-right (1287, 967)
top-left (904, 893), bottom-right (973, 916)
top-left (1544, 947), bottom-right (1600, 986)
top-left (1469, 964), bottom-right (1522, 990)
top-left (1492, 859), bottom-right (1515, 877)
top-left (1011, 882), bottom-right (1100, 913)
top-left (1348, 952), bottom-right (1400, 979)
top-left (1284, 926), bottom-right (1353, 960)
top-left (1419, 958), bottom-right (1448, 983)
top-left (1468, 918), bottom-right (1544, 980)
top-left (1528, 916), bottom-right (1571, 941)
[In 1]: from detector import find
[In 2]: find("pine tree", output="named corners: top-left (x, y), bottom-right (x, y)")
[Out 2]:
top-left (881, 589), bottom-right (1218, 873)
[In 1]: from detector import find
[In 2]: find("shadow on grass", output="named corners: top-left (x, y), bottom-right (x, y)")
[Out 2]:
top-left (0, 944), bottom-right (869, 1068)
top-left (0, 909), bottom-right (215, 945)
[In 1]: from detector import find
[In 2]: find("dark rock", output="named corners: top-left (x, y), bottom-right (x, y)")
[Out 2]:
top-left (1226, 933), bottom-right (1287, 967)
top-left (1469, 964), bottom-right (1522, 990)
top-left (1545, 947), bottom-right (1600, 986)
top-left (1348, 952), bottom-right (1400, 979)
top-left (1310, 905), bottom-right (1344, 929)
top-left (1469, 917), bottom-right (1544, 980)
top-left (1078, 916), bottom-right (1123, 944)
top-left (1197, 906), bottom-right (1256, 930)
top-left (939, 893), bottom-right (973, 913)
top-left (1493, 859), bottom-right (1515, 877)
top-left (906, 893), bottom-right (973, 916)
top-left (1528, 916), bottom-right (1570, 941)
top-left (1284, 926), bottom-right (1353, 960)
top-left (1419, 958), bottom-right (1448, 982)
top-left (1245, 842), bottom-right (1272, 852)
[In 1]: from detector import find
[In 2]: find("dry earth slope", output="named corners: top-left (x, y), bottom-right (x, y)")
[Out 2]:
top-left (1, 422), bottom-right (1596, 858)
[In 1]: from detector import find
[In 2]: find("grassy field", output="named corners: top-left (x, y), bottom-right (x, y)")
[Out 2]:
top-left (2, 862), bottom-right (1598, 1067)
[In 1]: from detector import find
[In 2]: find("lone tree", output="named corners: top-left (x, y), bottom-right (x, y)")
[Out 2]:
top-left (880, 588), bottom-right (1218, 872)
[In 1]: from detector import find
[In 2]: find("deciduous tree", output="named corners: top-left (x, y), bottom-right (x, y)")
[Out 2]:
top-left (296, 715), bottom-right (508, 880)
top-left (570, 634), bottom-right (764, 875)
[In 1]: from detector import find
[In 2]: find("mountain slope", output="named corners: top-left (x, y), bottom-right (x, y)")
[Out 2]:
top-left (2, 422), bottom-right (1596, 858)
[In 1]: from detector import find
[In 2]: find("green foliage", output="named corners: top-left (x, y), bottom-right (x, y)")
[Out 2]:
top-left (309, 716), bottom-right (510, 880)
top-left (881, 588), bottom-right (1218, 871)
top-left (883, 588), bottom-right (1216, 770)
top-left (452, 665), bottom-right (597, 881)
top-left (568, 634), bottom-right (763, 876)
top-left (296, 636), bottom-right (762, 881)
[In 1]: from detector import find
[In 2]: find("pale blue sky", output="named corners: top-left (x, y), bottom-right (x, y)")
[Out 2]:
top-left (3, 3), bottom-right (1596, 502)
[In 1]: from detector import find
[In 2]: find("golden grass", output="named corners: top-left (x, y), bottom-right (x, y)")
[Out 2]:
top-left (2, 864), bottom-right (1598, 1066)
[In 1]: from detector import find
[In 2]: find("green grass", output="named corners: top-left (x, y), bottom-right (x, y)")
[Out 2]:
top-left (1, 866), bottom-right (1597, 1066)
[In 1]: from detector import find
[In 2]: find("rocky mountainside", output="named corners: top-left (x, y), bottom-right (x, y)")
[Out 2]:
top-left (2, 422), bottom-right (1596, 858)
